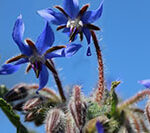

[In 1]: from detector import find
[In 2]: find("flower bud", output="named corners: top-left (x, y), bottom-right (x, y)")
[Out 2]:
top-left (13, 101), bottom-right (25, 111)
top-left (69, 86), bottom-right (87, 130)
top-left (25, 112), bottom-right (37, 122)
top-left (4, 83), bottom-right (29, 102)
top-left (45, 109), bottom-right (65, 133)
top-left (23, 97), bottom-right (44, 111)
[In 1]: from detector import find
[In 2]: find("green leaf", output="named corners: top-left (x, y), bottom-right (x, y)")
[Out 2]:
top-left (0, 98), bottom-right (28, 133)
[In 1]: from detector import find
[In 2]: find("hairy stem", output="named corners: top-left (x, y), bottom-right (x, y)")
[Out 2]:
top-left (118, 89), bottom-right (150, 110)
top-left (91, 30), bottom-right (104, 103)
top-left (49, 59), bottom-right (66, 102)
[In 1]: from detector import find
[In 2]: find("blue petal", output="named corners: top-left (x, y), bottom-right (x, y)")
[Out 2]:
top-left (82, 0), bottom-right (103, 23)
top-left (0, 64), bottom-right (20, 75)
top-left (35, 22), bottom-right (54, 54)
top-left (63, 0), bottom-right (79, 18)
top-left (83, 28), bottom-right (91, 44)
top-left (138, 79), bottom-right (150, 88)
top-left (37, 9), bottom-right (67, 25)
top-left (0, 58), bottom-right (28, 75)
top-left (12, 15), bottom-right (32, 56)
top-left (96, 121), bottom-right (104, 133)
top-left (36, 64), bottom-right (49, 93)
top-left (45, 43), bottom-right (82, 58)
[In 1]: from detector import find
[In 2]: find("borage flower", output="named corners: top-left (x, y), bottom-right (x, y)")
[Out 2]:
top-left (0, 15), bottom-right (81, 93)
top-left (38, 0), bottom-right (103, 56)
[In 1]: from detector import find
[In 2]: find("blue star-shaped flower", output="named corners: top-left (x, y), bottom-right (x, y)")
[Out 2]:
top-left (37, 0), bottom-right (103, 56)
top-left (0, 15), bottom-right (82, 93)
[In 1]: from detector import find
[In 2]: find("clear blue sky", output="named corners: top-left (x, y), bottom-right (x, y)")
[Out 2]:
top-left (0, 0), bottom-right (150, 132)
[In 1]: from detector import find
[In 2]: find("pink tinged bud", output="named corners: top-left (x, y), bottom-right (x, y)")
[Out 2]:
top-left (23, 97), bottom-right (44, 111)
top-left (25, 112), bottom-right (37, 122)
top-left (65, 114), bottom-right (76, 133)
top-left (4, 83), bottom-right (29, 102)
top-left (69, 86), bottom-right (87, 130)
top-left (45, 109), bottom-right (65, 133)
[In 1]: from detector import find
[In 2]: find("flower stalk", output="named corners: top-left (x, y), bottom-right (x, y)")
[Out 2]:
top-left (48, 59), bottom-right (66, 102)
top-left (91, 30), bottom-right (104, 103)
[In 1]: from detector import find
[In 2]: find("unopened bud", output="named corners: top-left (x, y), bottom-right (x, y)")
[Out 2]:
top-left (45, 109), bottom-right (65, 133)
top-left (13, 101), bottom-right (25, 111)
top-left (4, 83), bottom-right (29, 102)
top-left (23, 97), bottom-right (44, 111)
top-left (69, 86), bottom-right (87, 130)
top-left (25, 112), bottom-right (37, 122)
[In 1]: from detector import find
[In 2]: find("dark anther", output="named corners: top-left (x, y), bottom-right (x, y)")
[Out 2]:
top-left (79, 32), bottom-right (83, 41)
top-left (70, 28), bottom-right (78, 42)
top-left (6, 54), bottom-right (27, 64)
top-left (45, 45), bottom-right (66, 55)
top-left (25, 63), bottom-right (32, 73)
top-left (56, 25), bottom-right (66, 31)
top-left (32, 61), bottom-right (42, 78)
top-left (85, 24), bottom-right (100, 31)
top-left (25, 39), bottom-right (37, 51)
top-left (78, 4), bottom-right (89, 17)
top-left (54, 6), bottom-right (69, 18)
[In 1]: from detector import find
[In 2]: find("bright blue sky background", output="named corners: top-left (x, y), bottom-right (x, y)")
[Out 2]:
top-left (0, 0), bottom-right (150, 132)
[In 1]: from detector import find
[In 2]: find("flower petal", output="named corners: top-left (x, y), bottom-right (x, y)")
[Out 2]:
top-left (0, 64), bottom-right (20, 75)
top-left (45, 44), bottom-right (82, 58)
top-left (37, 9), bottom-right (67, 25)
top-left (83, 28), bottom-right (91, 44)
top-left (12, 15), bottom-right (32, 56)
top-left (36, 64), bottom-right (49, 93)
top-left (138, 79), bottom-right (150, 88)
top-left (96, 121), bottom-right (104, 133)
top-left (0, 58), bottom-right (28, 75)
top-left (63, 0), bottom-right (79, 18)
top-left (35, 22), bottom-right (54, 54)
top-left (82, 0), bottom-right (103, 23)
top-left (64, 43), bottom-right (82, 57)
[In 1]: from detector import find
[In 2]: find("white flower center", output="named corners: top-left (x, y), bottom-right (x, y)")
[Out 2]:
top-left (66, 18), bottom-right (83, 30)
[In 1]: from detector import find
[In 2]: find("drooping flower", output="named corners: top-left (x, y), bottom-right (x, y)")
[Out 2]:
top-left (96, 121), bottom-right (104, 133)
top-left (0, 15), bottom-right (82, 93)
top-left (138, 79), bottom-right (150, 88)
top-left (37, 0), bottom-right (103, 56)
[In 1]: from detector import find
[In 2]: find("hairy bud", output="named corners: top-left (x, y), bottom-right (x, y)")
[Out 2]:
top-left (23, 97), bottom-right (44, 111)
top-left (45, 108), bottom-right (65, 133)
top-left (69, 86), bottom-right (87, 131)
top-left (4, 83), bottom-right (29, 102)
